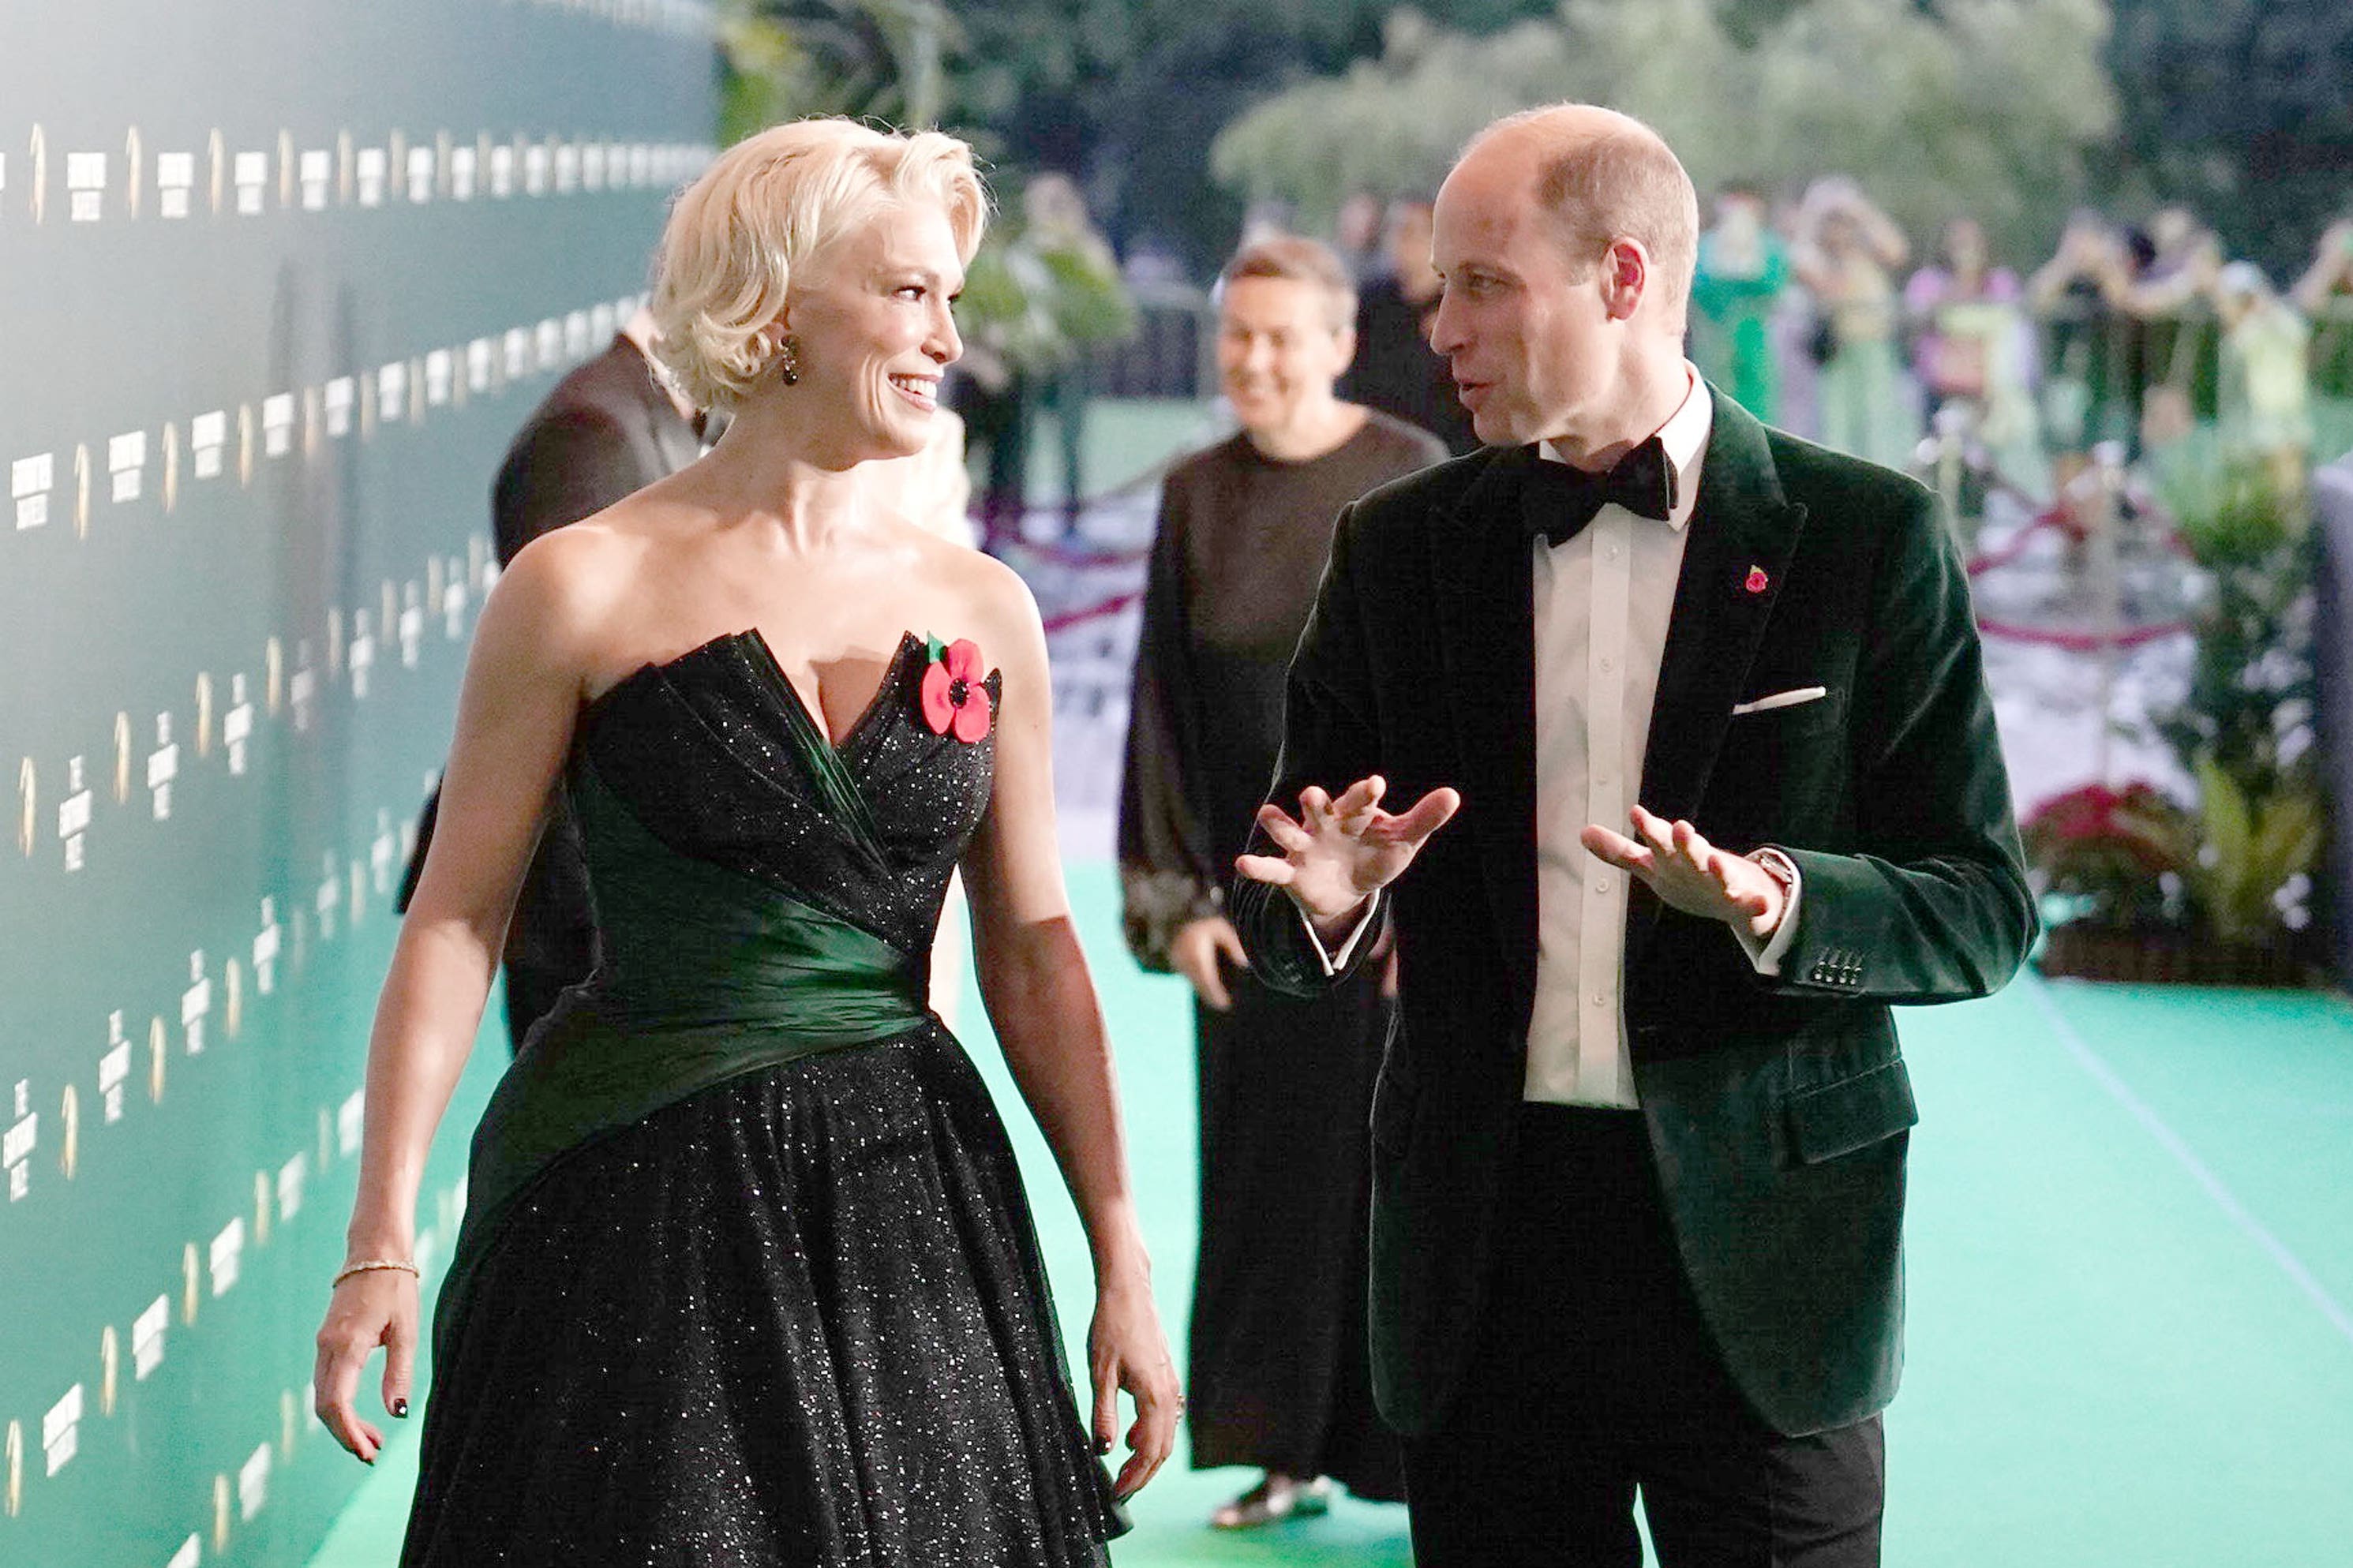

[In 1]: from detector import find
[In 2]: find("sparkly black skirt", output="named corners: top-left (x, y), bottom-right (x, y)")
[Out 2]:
top-left (400, 1025), bottom-right (1124, 1566)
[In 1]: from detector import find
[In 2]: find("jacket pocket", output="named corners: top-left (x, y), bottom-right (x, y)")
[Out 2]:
top-left (1785, 1057), bottom-right (1917, 1164)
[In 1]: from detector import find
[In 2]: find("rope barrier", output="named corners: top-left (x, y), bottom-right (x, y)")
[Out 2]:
top-left (996, 532), bottom-right (1153, 571)
top-left (1040, 589), bottom-right (1143, 635)
top-left (1974, 616), bottom-right (2190, 652)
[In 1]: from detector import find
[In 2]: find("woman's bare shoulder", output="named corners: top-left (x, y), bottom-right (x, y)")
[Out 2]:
top-left (912, 530), bottom-right (1041, 657)
top-left (485, 512), bottom-right (667, 665)
top-left (504, 516), bottom-right (642, 608)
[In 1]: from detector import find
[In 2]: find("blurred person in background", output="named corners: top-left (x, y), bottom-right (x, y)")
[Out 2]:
top-left (395, 307), bottom-right (710, 1051)
top-left (1793, 178), bottom-right (1917, 469)
top-left (1343, 196), bottom-right (1480, 454)
top-left (2212, 261), bottom-right (2314, 500)
top-left (1332, 190), bottom-right (1388, 283)
top-left (2291, 213), bottom-right (2353, 402)
top-left (1025, 172), bottom-right (1133, 530)
top-left (2118, 208), bottom-right (2224, 451)
top-left (1119, 234), bottom-right (1444, 1530)
top-left (1690, 183), bottom-right (1791, 425)
top-left (954, 173), bottom-right (1134, 544)
top-left (1905, 218), bottom-right (2041, 487)
top-left (2029, 210), bottom-right (2132, 488)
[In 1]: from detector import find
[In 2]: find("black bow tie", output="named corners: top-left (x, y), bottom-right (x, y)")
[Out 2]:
top-left (1522, 436), bottom-right (1677, 547)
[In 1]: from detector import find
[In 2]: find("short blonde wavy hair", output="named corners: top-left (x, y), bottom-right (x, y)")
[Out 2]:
top-left (650, 119), bottom-right (988, 411)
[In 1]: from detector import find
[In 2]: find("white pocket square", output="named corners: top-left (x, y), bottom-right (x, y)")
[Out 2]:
top-left (1731, 686), bottom-right (1829, 717)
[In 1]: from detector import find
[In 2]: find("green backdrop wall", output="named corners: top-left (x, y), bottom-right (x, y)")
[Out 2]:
top-left (0, 4), bottom-right (715, 1562)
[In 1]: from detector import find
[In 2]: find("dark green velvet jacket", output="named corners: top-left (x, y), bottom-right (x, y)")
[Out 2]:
top-left (1231, 391), bottom-right (2037, 1439)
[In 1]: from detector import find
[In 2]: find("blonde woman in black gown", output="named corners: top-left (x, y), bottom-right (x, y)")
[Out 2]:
top-left (312, 119), bottom-right (1177, 1565)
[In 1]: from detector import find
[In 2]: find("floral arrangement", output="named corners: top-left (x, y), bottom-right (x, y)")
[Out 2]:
top-left (2020, 780), bottom-right (2192, 932)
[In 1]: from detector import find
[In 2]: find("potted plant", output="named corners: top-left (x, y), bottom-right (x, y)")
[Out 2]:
top-left (2033, 462), bottom-right (2325, 984)
top-left (2025, 780), bottom-right (2194, 981)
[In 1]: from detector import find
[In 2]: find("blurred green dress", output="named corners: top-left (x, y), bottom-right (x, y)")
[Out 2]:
top-left (1692, 230), bottom-right (1790, 426)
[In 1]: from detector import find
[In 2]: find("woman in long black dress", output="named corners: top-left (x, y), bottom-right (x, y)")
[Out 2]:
top-left (312, 119), bottom-right (1178, 1565)
top-left (1118, 235), bottom-right (1445, 1529)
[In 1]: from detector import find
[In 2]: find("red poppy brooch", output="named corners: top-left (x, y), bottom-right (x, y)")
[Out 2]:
top-left (920, 635), bottom-right (994, 743)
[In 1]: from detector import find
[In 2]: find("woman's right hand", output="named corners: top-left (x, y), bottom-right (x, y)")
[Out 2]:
top-left (1168, 916), bottom-right (1248, 1011)
top-left (313, 1268), bottom-right (420, 1464)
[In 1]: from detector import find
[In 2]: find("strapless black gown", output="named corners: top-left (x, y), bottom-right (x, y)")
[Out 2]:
top-left (400, 631), bottom-right (1126, 1566)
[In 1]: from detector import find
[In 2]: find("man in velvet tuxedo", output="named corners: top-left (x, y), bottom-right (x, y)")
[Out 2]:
top-left (1231, 106), bottom-right (2036, 1565)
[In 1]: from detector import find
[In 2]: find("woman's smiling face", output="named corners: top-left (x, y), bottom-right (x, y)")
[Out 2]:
top-left (781, 200), bottom-right (965, 463)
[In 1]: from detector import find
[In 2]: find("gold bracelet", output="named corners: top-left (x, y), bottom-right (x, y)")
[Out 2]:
top-left (333, 1259), bottom-right (420, 1289)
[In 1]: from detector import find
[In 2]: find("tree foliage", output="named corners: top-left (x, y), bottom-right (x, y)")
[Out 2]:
top-left (2106, 0), bottom-right (2353, 277)
top-left (1211, 0), bottom-right (2118, 262)
top-left (938, 2), bottom-right (1564, 268)
top-left (718, 0), bottom-right (952, 142)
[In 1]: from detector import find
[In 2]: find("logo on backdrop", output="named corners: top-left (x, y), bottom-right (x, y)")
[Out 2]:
top-left (99, 1013), bottom-right (130, 1125)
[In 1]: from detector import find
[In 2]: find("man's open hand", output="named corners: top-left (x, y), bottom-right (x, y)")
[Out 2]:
top-left (1236, 777), bottom-right (1461, 937)
top-left (1581, 805), bottom-right (1785, 937)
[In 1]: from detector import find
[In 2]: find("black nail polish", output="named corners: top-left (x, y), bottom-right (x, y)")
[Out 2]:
top-left (393, 1398), bottom-right (410, 1419)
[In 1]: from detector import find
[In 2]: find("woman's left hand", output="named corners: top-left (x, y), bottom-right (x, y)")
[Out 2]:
top-left (1087, 1272), bottom-right (1179, 1499)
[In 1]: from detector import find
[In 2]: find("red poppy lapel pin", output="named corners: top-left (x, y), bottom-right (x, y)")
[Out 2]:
top-left (920, 634), bottom-right (993, 743)
top-left (1744, 565), bottom-right (1770, 596)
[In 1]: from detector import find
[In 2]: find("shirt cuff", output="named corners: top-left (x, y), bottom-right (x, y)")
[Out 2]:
top-left (1299, 894), bottom-right (1382, 976)
top-left (1733, 848), bottom-right (1803, 976)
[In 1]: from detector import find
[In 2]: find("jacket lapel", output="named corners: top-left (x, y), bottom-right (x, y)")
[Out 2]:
top-left (1628, 391), bottom-right (1808, 964)
top-left (1432, 446), bottom-right (1542, 1009)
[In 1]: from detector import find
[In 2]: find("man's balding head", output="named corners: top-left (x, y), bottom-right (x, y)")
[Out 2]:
top-left (1427, 103), bottom-right (1701, 452)
top-left (1462, 105), bottom-right (1699, 319)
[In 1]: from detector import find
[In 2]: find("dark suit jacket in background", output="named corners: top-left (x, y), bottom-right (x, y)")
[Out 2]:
top-left (1339, 275), bottom-right (1480, 457)
top-left (398, 336), bottom-right (703, 1038)
top-left (1231, 391), bottom-right (2036, 1440)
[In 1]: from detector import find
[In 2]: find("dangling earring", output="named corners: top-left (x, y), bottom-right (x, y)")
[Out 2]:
top-left (776, 335), bottom-right (800, 387)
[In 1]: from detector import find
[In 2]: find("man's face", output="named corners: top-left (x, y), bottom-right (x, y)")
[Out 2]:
top-left (1217, 275), bottom-right (1352, 436)
top-left (1426, 145), bottom-right (1613, 447)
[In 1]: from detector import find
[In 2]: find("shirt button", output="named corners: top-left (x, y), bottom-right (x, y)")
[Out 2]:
top-left (1591, 993), bottom-right (1609, 1007)
top-left (1595, 877), bottom-right (1611, 893)
top-left (1606, 544), bottom-right (1622, 560)
top-left (1600, 657), bottom-right (1616, 672)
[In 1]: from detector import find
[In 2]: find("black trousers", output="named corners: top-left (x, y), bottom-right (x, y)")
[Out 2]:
top-left (1403, 1106), bottom-right (1885, 1567)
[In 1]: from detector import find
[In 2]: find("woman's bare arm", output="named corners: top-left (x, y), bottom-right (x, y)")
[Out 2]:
top-left (313, 533), bottom-right (602, 1461)
top-left (956, 560), bottom-right (1178, 1497)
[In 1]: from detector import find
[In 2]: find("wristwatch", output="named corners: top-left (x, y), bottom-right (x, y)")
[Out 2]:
top-left (1748, 847), bottom-right (1798, 930)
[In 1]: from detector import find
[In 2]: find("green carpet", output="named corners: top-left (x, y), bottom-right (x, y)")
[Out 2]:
top-left (309, 871), bottom-right (2353, 1566)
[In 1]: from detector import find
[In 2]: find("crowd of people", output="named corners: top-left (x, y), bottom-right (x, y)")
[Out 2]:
top-left (1307, 181), bottom-right (2353, 507)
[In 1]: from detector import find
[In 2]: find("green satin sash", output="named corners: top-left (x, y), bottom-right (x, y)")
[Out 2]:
top-left (436, 762), bottom-right (930, 1352)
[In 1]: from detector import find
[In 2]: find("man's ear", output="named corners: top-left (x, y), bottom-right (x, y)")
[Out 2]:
top-left (1332, 322), bottom-right (1358, 379)
top-left (1602, 239), bottom-right (1649, 322)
